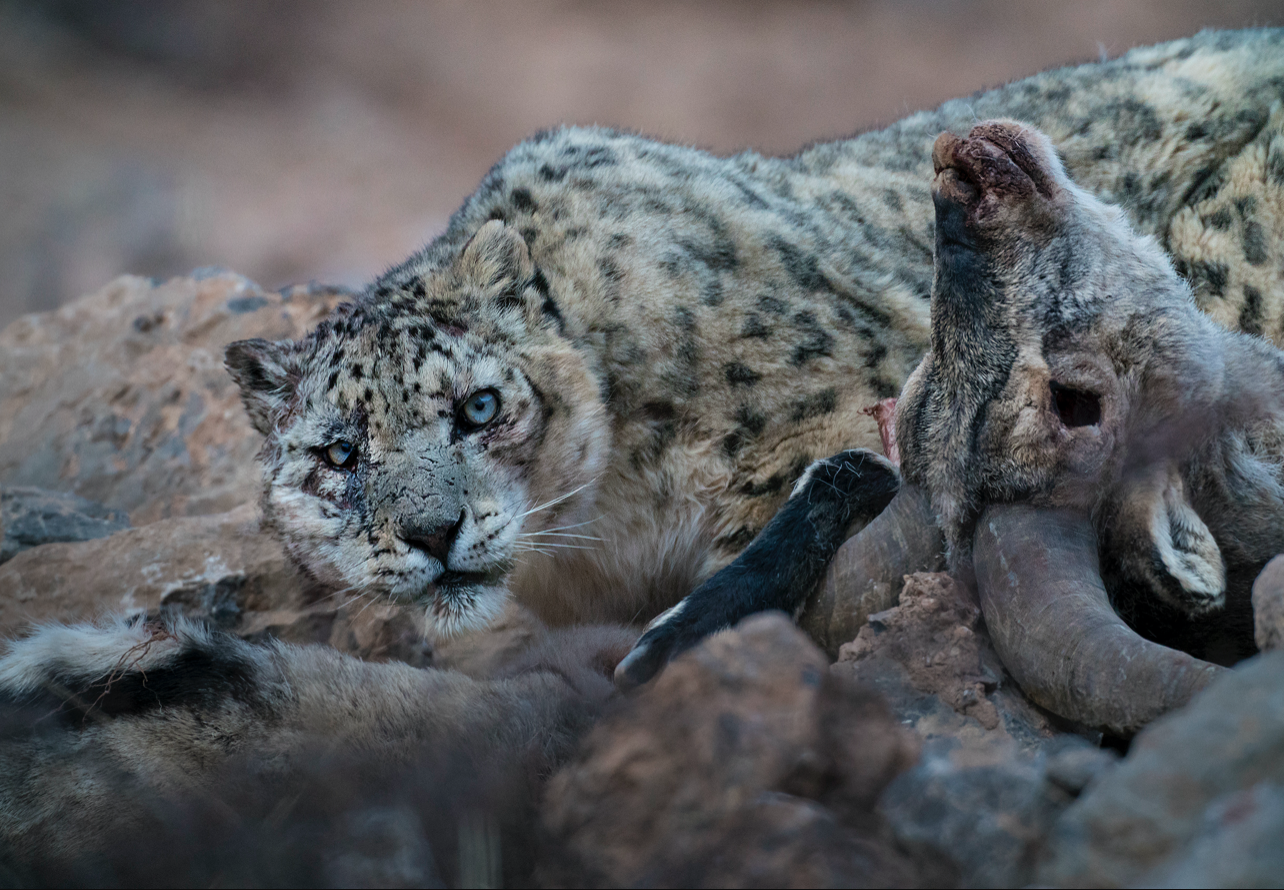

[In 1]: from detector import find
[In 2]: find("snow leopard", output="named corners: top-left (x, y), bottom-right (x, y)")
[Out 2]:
top-left (225, 29), bottom-right (1284, 644)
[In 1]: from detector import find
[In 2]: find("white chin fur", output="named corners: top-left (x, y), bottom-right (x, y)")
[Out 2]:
top-left (424, 584), bottom-right (509, 638)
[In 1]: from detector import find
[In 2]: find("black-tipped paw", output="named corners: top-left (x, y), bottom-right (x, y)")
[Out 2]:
top-left (614, 447), bottom-right (900, 691)
top-left (613, 603), bottom-right (709, 691)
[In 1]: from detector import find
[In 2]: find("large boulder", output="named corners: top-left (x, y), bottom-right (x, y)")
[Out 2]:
top-left (0, 271), bottom-right (348, 525)
top-left (0, 272), bottom-right (467, 667)
top-left (540, 612), bottom-right (930, 888)
top-left (1144, 781), bottom-right (1284, 889)
top-left (0, 503), bottom-right (293, 629)
top-left (0, 500), bottom-right (471, 666)
top-left (1038, 651), bottom-right (1284, 887)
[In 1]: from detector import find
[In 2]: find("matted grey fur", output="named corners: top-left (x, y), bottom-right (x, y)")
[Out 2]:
top-left (792, 117), bottom-right (1284, 733)
top-left (637, 114), bottom-right (1284, 723)
top-left (899, 118), bottom-right (1284, 648)
top-left (900, 116), bottom-right (1284, 730)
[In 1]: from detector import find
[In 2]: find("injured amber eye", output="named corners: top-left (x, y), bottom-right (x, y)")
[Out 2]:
top-left (1050, 381), bottom-right (1101, 428)
top-left (323, 440), bottom-right (356, 469)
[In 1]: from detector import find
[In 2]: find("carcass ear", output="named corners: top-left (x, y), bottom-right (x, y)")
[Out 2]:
top-left (1150, 480), bottom-right (1226, 613)
top-left (225, 338), bottom-right (300, 435)
top-left (1105, 466), bottom-right (1226, 618)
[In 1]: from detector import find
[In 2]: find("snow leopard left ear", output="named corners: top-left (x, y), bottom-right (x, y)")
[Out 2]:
top-left (457, 220), bottom-right (563, 334)
top-left (225, 338), bottom-right (300, 436)
top-left (459, 220), bottom-right (535, 297)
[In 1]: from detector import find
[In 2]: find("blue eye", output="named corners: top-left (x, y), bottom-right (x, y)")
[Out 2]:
top-left (459, 389), bottom-right (500, 429)
top-left (324, 440), bottom-right (355, 468)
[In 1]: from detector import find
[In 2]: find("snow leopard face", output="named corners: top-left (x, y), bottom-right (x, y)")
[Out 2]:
top-left (227, 222), bottom-right (609, 634)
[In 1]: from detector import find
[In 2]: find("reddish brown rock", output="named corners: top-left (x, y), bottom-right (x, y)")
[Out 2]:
top-left (835, 572), bottom-right (1068, 751)
top-left (0, 500), bottom-right (421, 665)
top-left (840, 573), bottom-right (1002, 730)
top-left (0, 499), bottom-right (573, 671)
top-left (0, 504), bottom-right (308, 631)
top-left (0, 272), bottom-right (473, 665)
top-left (837, 573), bottom-right (1115, 888)
top-left (540, 613), bottom-right (926, 888)
top-left (0, 272), bottom-right (348, 525)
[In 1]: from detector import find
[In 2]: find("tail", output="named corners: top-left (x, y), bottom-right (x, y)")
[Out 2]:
top-left (0, 616), bottom-right (266, 726)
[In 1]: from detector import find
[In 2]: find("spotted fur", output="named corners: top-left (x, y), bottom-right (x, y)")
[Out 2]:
top-left (227, 29), bottom-right (1284, 636)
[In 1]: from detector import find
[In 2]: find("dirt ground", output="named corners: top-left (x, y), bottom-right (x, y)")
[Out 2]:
top-left (2, 0), bottom-right (1282, 328)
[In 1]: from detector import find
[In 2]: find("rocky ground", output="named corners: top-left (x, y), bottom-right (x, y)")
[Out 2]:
top-left (4, 273), bottom-right (1284, 888)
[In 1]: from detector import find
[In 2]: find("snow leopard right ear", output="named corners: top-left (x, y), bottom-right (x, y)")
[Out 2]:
top-left (225, 338), bottom-right (300, 436)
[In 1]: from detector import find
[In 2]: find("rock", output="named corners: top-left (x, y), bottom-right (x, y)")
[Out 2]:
top-left (0, 503), bottom-right (311, 631)
top-left (0, 486), bottom-right (129, 563)
top-left (1042, 743), bottom-right (1121, 798)
top-left (0, 503), bottom-right (567, 671)
top-left (0, 273), bottom-right (349, 525)
top-left (0, 272), bottom-right (465, 667)
top-left (879, 735), bottom-right (1113, 890)
top-left (834, 573), bottom-right (1115, 888)
top-left (0, 502), bottom-right (447, 667)
top-left (1251, 553), bottom-right (1284, 651)
top-left (1037, 651), bottom-right (1284, 887)
top-left (840, 573), bottom-right (1001, 727)
top-left (835, 573), bottom-right (1084, 757)
top-left (1141, 782), bottom-right (1284, 889)
top-left (539, 612), bottom-right (928, 888)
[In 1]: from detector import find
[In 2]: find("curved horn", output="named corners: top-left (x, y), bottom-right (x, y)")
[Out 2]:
top-left (973, 503), bottom-right (1225, 736)
top-left (801, 483), bottom-right (945, 656)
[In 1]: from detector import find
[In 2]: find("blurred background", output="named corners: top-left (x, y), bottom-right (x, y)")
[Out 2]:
top-left (2, 0), bottom-right (1282, 329)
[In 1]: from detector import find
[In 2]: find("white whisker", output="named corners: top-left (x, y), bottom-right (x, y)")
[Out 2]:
top-left (315, 584), bottom-right (362, 606)
top-left (517, 542), bottom-right (596, 552)
top-left (525, 518), bottom-right (601, 534)
top-left (516, 479), bottom-right (598, 520)
top-left (518, 531), bottom-right (603, 542)
top-left (353, 591), bottom-right (384, 619)
top-left (511, 542), bottom-right (555, 552)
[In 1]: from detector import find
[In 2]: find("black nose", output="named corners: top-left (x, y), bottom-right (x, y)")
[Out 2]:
top-left (399, 509), bottom-right (465, 564)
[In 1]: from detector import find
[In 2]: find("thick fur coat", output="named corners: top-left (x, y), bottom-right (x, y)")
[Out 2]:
top-left (898, 117), bottom-right (1284, 659)
top-left (225, 29), bottom-right (1284, 636)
